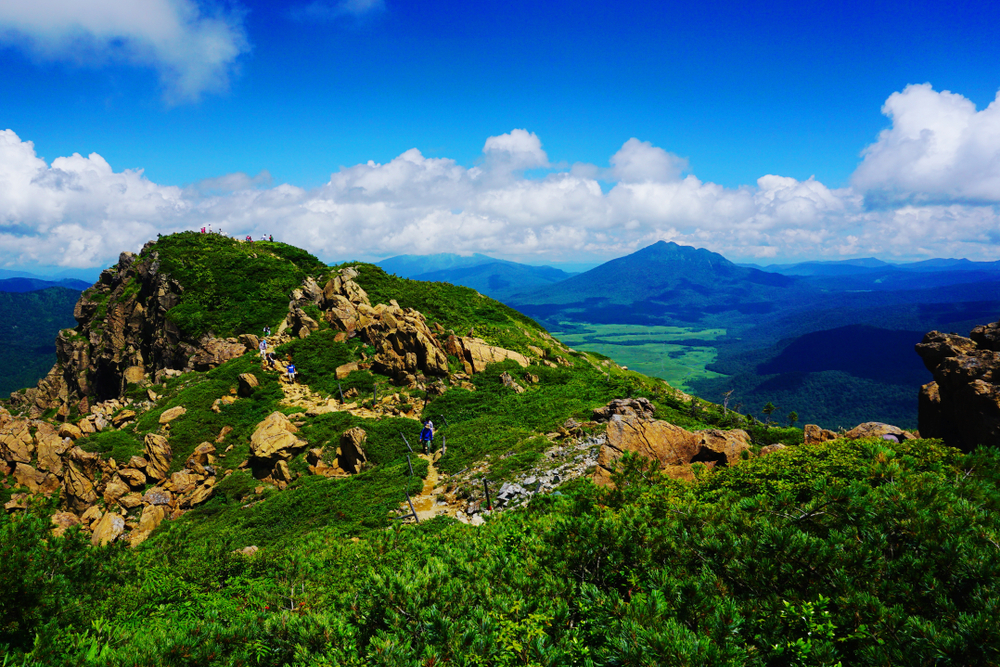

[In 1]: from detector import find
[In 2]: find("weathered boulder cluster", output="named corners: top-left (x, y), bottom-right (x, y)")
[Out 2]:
top-left (916, 319), bottom-right (1000, 451)
top-left (279, 266), bottom-right (532, 386)
top-left (0, 403), bottom-right (217, 546)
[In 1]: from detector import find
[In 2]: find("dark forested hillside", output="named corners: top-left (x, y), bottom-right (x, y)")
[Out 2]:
top-left (0, 287), bottom-right (80, 396)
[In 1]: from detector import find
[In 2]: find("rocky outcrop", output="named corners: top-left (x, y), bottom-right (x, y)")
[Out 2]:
top-left (916, 321), bottom-right (1000, 451)
top-left (249, 412), bottom-right (308, 462)
top-left (592, 398), bottom-right (657, 422)
top-left (445, 336), bottom-right (530, 375)
top-left (594, 412), bottom-right (751, 485)
top-left (11, 244), bottom-right (252, 413)
top-left (337, 427), bottom-right (368, 475)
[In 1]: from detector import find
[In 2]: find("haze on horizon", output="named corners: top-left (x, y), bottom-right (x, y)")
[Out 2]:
top-left (2, 0), bottom-right (1000, 273)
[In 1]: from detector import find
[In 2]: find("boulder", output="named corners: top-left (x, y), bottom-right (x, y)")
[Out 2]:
top-left (58, 422), bottom-right (83, 440)
top-left (803, 424), bottom-right (838, 444)
top-left (0, 418), bottom-right (34, 463)
top-left (181, 481), bottom-right (215, 508)
top-left (143, 434), bottom-right (172, 481)
top-left (916, 323), bottom-right (1000, 451)
top-left (102, 477), bottom-right (131, 505)
top-left (13, 463), bottom-right (60, 496)
top-left (138, 504), bottom-right (167, 533)
top-left (51, 511), bottom-right (81, 537)
top-left (188, 337), bottom-right (247, 372)
top-left (143, 488), bottom-right (173, 506)
top-left (123, 366), bottom-right (146, 384)
top-left (445, 336), bottom-right (529, 375)
top-left (237, 373), bottom-right (259, 397)
top-left (165, 471), bottom-right (198, 495)
top-left (111, 410), bottom-right (136, 428)
top-left (249, 412), bottom-right (308, 461)
top-left (91, 511), bottom-right (126, 547)
top-left (594, 413), bottom-right (750, 486)
top-left (499, 371), bottom-right (526, 394)
top-left (335, 362), bottom-right (360, 379)
top-left (118, 468), bottom-right (147, 488)
top-left (844, 422), bottom-right (916, 443)
top-left (759, 443), bottom-right (788, 456)
top-left (4, 493), bottom-right (28, 511)
top-left (63, 462), bottom-right (98, 510)
top-left (35, 433), bottom-right (70, 475)
top-left (337, 427), bottom-right (368, 475)
top-left (187, 442), bottom-right (217, 468)
top-left (592, 398), bottom-right (657, 422)
top-left (80, 505), bottom-right (103, 525)
top-left (119, 492), bottom-right (143, 509)
top-left (159, 406), bottom-right (187, 424)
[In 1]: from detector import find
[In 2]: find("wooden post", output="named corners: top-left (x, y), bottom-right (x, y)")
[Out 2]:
top-left (399, 431), bottom-right (413, 453)
top-left (483, 479), bottom-right (493, 511)
top-left (338, 382), bottom-right (344, 404)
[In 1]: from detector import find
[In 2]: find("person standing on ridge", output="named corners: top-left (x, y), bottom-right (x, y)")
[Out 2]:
top-left (419, 420), bottom-right (434, 454)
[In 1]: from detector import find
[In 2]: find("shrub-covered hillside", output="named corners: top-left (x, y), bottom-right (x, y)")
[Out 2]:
top-left (2, 234), bottom-right (997, 665)
top-left (3, 437), bottom-right (998, 665)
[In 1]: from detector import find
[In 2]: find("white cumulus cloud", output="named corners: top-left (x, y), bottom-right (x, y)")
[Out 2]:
top-left (3, 108), bottom-right (1000, 273)
top-left (853, 83), bottom-right (1000, 205)
top-left (0, 0), bottom-right (248, 102)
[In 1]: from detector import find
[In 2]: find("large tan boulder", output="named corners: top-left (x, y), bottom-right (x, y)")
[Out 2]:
top-left (593, 398), bottom-right (656, 422)
top-left (186, 442), bottom-right (217, 468)
top-left (803, 424), bottom-right (838, 444)
top-left (35, 430), bottom-right (69, 475)
top-left (181, 480), bottom-right (215, 508)
top-left (118, 468), bottom-right (147, 488)
top-left (159, 406), bottom-right (187, 424)
top-left (594, 413), bottom-right (751, 486)
top-left (445, 336), bottom-right (529, 375)
top-left (335, 362), bottom-right (360, 379)
top-left (102, 477), bottom-right (131, 505)
top-left (63, 462), bottom-right (98, 510)
top-left (250, 412), bottom-right (308, 461)
top-left (165, 471), bottom-right (199, 495)
top-left (138, 504), bottom-right (167, 532)
top-left (844, 422), bottom-right (916, 442)
top-left (91, 511), bottom-right (126, 546)
top-left (13, 463), bottom-right (60, 496)
top-left (143, 434), bottom-right (172, 481)
top-left (337, 427), bottom-right (368, 475)
top-left (0, 418), bottom-right (33, 463)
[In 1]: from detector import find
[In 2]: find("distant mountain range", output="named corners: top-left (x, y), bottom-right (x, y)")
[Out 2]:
top-left (0, 277), bottom-right (92, 293)
top-left (376, 253), bottom-right (577, 300)
top-left (498, 241), bottom-right (1000, 428)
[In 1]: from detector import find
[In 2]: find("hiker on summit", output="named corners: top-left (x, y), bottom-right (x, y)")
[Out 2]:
top-left (419, 420), bottom-right (434, 454)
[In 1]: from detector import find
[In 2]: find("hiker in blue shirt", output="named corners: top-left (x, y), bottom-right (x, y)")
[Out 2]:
top-left (286, 363), bottom-right (297, 383)
top-left (419, 420), bottom-right (434, 454)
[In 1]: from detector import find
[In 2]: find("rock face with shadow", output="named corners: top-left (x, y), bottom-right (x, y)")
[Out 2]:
top-left (916, 320), bottom-right (1000, 451)
top-left (591, 399), bottom-right (751, 484)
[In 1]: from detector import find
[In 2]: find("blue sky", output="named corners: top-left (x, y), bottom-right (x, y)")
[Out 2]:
top-left (2, 0), bottom-right (1000, 273)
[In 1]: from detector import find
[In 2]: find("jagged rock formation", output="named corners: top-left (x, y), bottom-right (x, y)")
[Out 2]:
top-left (916, 320), bottom-right (1000, 450)
top-left (282, 266), bottom-right (532, 384)
top-left (10, 246), bottom-right (246, 415)
top-left (803, 422), bottom-right (916, 444)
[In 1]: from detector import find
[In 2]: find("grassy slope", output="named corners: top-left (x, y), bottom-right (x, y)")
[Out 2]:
top-left (147, 232), bottom-right (328, 339)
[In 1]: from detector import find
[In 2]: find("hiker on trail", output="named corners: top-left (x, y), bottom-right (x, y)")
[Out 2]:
top-left (286, 363), bottom-right (297, 383)
top-left (259, 339), bottom-right (267, 355)
top-left (266, 351), bottom-right (277, 369)
top-left (269, 234), bottom-right (273, 242)
top-left (419, 420), bottom-right (434, 454)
